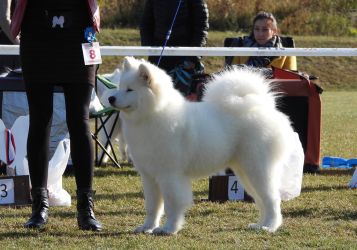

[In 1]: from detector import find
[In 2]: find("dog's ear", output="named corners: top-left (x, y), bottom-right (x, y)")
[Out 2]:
top-left (138, 64), bottom-right (152, 86)
top-left (123, 56), bottom-right (135, 72)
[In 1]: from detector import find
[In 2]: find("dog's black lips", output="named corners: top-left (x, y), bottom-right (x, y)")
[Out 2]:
top-left (120, 105), bottom-right (131, 111)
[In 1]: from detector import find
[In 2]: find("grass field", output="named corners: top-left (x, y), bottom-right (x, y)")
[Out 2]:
top-left (0, 30), bottom-right (356, 249)
top-left (0, 92), bottom-right (356, 250)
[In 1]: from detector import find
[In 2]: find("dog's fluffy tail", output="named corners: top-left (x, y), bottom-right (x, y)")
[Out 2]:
top-left (202, 67), bottom-right (277, 113)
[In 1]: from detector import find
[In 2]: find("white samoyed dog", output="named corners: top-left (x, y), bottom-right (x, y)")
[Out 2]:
top-left (109, 57), bottom-right (295, 235)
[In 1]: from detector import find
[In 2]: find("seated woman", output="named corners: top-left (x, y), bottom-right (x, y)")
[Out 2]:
top-left (230, 11), bottom-right (297, 71)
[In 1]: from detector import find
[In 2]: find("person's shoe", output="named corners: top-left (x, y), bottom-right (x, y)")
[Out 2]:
top-left (24, 187), bottom-right (49, 229)
top-left (76, 189), bottom-right (102, 231)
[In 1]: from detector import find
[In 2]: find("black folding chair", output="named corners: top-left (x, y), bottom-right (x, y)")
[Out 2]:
top-left (90, 75), bottom-right (121, 168)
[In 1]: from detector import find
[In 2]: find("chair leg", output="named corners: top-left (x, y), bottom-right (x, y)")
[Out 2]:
top-left (98, 114), bottom-right (119, 164)
top-left (91, 132), bottom-right (121, 168)
top-left (100, 113), bottom-right (120, 163)
top-left (93, 111), bottom-right (121, 168)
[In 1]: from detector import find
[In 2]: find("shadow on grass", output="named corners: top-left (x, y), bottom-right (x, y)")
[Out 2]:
top-left (284, 207), bottom-right (357, 221)
top-left (193, 189), bottom-right (209, 198)
top-left (210, 225), bottom-right (267, 235)
top-left (283, 208), bottom-right (315, 218)
top-left (301, 184), bottom-right (349, 193)
top-left (8, 209), bottom-right (145, 224)
top-left (97, 209), bottom-right (146, 217)
top-left (0, 230), bottom-right (129, 240)
top-left (188, 208), bottom-right (217, 217)
top-left (94, 167), bottom-right (139, 178)
top-left (327, 209), bottom-right (357, 221)
top-left (318, 169), bottom-right (355, 176)
top-left (95, 192), bottom-right (143, 200)
top-left (65, 166), bottom-right (139, 178)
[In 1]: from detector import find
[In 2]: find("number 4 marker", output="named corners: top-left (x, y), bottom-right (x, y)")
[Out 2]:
top-left (228, 176), bottom-right (245, 200)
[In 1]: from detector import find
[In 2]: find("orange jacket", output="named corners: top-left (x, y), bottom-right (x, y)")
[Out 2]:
top-left (10, 0), bottom-right (100, 39)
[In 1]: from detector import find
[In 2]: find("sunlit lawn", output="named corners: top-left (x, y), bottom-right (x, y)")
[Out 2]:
top-left (0, 29), bottom-right (356, 249)
top-left (0, 91), bottom-right (356, 249)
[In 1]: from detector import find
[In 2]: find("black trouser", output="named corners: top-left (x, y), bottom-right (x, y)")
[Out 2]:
top-left (25, 82), bottom-right (94, 189)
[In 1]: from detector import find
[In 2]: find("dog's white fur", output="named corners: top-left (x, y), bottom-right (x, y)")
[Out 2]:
top-left (109, 57), bottom-right (295, 235)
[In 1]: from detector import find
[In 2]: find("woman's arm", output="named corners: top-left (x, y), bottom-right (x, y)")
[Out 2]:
top-left (189, 0), bottom-right (209, 47)
top-left (0, 0), bottom-right (19, 44)
top-left (140, 0), bottom-right (155, 46)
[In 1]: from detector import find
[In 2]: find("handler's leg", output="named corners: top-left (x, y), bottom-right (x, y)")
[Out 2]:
top-left (24, 83), bottom-right (53, 229)
top-left (62, 83), bottom-right (102, 231)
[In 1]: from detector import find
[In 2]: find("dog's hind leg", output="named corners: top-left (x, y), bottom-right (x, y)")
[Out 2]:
top-left (248, 169), bottom-right (282, 232)
top-left (134, 173), bottom-right (164, 234)
top-left (233, 163), bottom-right (282, 233)
top-left (250, 188), bottom-right (281, 232)
top-left (231, 166), bottom-right (266, 227)
top-left (152, 175), bottom-right (193, 235)
top-left (254, 171), bottom-right (282, 233)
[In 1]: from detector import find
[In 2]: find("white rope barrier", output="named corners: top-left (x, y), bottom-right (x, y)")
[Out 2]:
top-left (100, 46), bottom-right (357, 57)
top-left (0, 45), bottom-right (19, 55)
top-left (0, 45), bottom-right (357, 57)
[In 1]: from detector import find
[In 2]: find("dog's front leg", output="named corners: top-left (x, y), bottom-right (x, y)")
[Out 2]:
top-left (134, 173), bottom-right (164, 234)
top-left (152, 176), bottom-right (193, 235)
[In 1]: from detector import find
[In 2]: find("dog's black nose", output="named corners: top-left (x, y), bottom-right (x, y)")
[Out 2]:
top-left (108, 96), bottom-right (116, 104)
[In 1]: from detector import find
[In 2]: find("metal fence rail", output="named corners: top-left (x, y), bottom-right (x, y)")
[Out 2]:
top-left (1, 45), bottom-right (357, 57)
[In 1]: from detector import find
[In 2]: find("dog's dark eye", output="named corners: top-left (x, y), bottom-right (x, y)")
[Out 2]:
top-left (127, 88), bottom-right (133, 92)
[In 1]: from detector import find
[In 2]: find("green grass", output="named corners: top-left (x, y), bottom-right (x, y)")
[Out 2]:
top-left (0, 93), bottom-right (356, 249)
top-left (1, 165), bottom-right (356, 249)
top-left (321, 91), bottom-right (357, 158)
top-left (1, 30), bottom-right (357, 249)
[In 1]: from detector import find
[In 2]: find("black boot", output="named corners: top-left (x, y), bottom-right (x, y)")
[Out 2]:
top-left (24, 187), bottom-right (49, 229)
top-left (76, 189), bottom-right (102, 231)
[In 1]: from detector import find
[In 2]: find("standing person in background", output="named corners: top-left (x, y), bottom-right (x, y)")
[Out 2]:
top-left (11, 0), bottom-right (102, 231)
top-left (140, 0), bottom-right (209, 96)
top-left (230, 11), bottom-right (297, 71)
top-left (0, 0), bottom-right (20, 75)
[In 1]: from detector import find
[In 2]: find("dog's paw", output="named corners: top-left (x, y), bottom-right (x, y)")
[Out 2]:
top-left (261, 226), bottom-right (277, 233)
top-left (248, 223), bottom-right (277, 233)
top-left (248, 223), bottom-right (262, 230)
top-left (133, 225), bottom-right (155, 234)
top-left (152, 227), bottom-right (176, 236)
